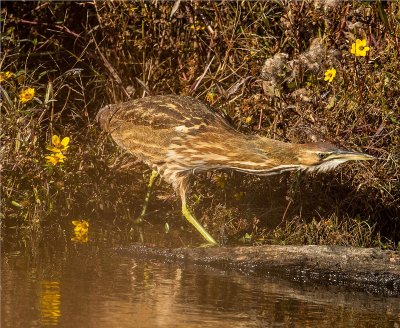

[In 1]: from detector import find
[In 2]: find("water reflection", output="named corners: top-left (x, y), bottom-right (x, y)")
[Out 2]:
top-left (39, 281), bottom-right (61, 326)
top-left (2, 228), bottom-right (400, 328)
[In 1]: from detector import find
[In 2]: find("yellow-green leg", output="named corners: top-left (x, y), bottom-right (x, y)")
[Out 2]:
top-left (182, 201), bottom-right (218, 245)
top-left (135, 170), bottom-right (159, 223)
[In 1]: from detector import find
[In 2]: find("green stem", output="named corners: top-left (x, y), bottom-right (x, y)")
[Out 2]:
top-left (135, 170), bottom-right (159, 223)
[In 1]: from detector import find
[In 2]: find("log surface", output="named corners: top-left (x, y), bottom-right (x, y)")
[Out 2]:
top-left (115, 245), bottom-right (400, 296)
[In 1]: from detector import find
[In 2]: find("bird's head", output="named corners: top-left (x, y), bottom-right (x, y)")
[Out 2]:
top-left (296, 142), bottom-right (375, 172)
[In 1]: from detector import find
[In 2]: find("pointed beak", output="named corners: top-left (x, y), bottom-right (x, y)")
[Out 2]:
top-left (332, 149), bottom-right (375, 161)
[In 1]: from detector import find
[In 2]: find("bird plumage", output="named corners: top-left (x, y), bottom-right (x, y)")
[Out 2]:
top-left (97, 95), bottom-right (266, 191)
top-left (97, 95), bottom-right (374, 244)
top-left (97, 95), bottom-right (372, 184)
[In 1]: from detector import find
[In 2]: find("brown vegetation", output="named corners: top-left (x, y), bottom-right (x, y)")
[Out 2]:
top-left (1, 1), bottom-right (399, 249)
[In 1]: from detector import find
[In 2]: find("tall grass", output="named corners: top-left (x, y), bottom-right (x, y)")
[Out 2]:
top-left (1, 1), bottom-right (399, 249)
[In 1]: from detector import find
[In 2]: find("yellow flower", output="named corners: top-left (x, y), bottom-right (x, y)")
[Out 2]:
top-left (324, 68), bottom-right (336, 83)
top-left (45, 135), bottom-right (69, 166)
top-left (350, 39), bottom-right (370, 57)
top-left (71, 220), bottom-right (89, 243)
top-left (245, 116), bottom-right (252, 124)
top-left (205, 91), bottom-right (216, 103)
top-left (0, 71), bottom-right (14, 82)
top-left (190, 24), bottom-right (205, 31)
top-left (46, 135), bottom-right (70, 153)
top-left (45, 153), bottom-right (66, 166)
top-left (72, 220), bottom-right (89, 234)
top-left (19, 87), bottom-right (35, 103)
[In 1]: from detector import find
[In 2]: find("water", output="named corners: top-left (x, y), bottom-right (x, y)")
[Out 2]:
top-left (2, 226), bottom-right (400, 328)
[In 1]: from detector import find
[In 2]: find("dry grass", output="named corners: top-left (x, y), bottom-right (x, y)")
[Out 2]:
top-left (1, 1), bottom-right (399, 249)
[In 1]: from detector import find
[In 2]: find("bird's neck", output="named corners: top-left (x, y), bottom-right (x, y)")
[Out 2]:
top-left (216, 134), bottom-right (301, 174)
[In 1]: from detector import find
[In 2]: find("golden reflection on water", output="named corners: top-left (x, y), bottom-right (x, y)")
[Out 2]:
top-left (71, 220), bottom-right (89, 243)
top-left (39, 281), bottom-right (61, 326)
top-left (2, 225), bottom-right (399, 328)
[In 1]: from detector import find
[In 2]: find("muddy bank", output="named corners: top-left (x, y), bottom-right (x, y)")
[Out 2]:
top-left (115, 245), bottom-right (400, 296)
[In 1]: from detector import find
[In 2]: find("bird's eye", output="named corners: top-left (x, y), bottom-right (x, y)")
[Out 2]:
top-left (318, 153), bottom-right (328, 160)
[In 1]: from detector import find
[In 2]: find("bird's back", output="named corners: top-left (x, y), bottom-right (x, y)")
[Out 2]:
top-left (96, 95), bottom-right (235, 170)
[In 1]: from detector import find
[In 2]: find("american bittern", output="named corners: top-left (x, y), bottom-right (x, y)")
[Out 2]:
top-left (97, 95), bottom-right (374, 245)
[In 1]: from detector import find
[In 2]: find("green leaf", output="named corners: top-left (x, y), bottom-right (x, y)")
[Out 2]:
top-left (11, 201), bottom-right (23, 208)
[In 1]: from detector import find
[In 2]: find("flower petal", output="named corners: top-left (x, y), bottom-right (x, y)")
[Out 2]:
top-left (52, 135), bottom-right (61, 147)
top-left (18, 88), bottom-right (35, 103)
top-left (350, 43), bottom-right (356, 54)
top-left (45, 155), bottom-right (58, 165)
top-left (0, 71), bottom-right (15, 82)
top-left (46, 146), bottom-right (62, 153)
top-left (61, 137), bottom-right (70, 147)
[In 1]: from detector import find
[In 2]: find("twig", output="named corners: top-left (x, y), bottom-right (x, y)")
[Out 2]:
top-left (93, 39), bottom-right (131, 99)
top-left (18, 19), bottom-right (82, 39)
top-left (258, 108), bottom-right (263, 130)
top-left (191, 56), bottom-right (215, 93)
top-left (170, 0), bottom-right (181, 18)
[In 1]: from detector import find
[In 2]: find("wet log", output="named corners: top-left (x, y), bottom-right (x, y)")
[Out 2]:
top-left (116, 245), bottom-right (400, 296)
